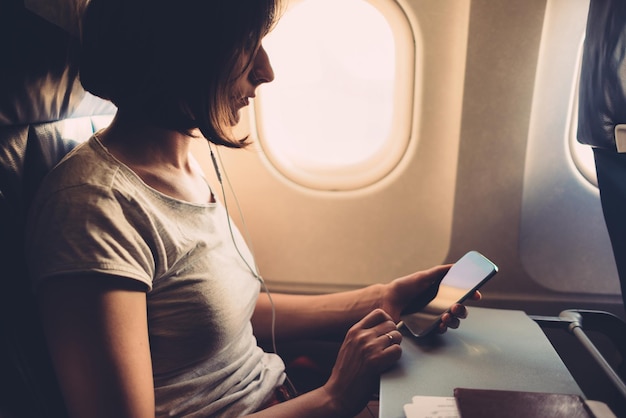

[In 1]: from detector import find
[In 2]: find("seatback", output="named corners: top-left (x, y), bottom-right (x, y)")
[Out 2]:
top-left (0, 1), bottom-right (115, 416)
top-left (577, 0), bottom-right (626, 149)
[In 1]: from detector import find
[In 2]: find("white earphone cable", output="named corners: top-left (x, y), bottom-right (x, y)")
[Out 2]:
top-left (208, 144), bottom-right (297, 394)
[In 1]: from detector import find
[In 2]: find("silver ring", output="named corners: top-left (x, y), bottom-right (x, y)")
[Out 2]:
top-left (385, 332), bottom-right (394, 344)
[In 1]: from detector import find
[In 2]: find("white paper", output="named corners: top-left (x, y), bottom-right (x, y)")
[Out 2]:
top-left (403, 396), bottom-right (460, 418)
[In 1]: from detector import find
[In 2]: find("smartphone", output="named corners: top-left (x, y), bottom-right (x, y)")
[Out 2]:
top-left (400, 250), bottom-right (498, 338)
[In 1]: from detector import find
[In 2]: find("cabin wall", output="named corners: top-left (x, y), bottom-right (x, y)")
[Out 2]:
top-left (193, 0), bottom-right (625, 320)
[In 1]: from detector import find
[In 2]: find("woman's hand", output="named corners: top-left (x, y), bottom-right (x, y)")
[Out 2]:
top-left (380, 265), bottom-right (481, 332)
top-left (322, 309), bottom-right (402, 417)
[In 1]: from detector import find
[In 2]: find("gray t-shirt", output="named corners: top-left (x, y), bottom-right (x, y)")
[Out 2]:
top-left (26, 136), bottom-right (285, 417)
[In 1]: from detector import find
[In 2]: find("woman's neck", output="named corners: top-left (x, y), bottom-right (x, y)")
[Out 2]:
top-left (96, 111), bottom-right (214, 204)
top-left (98, 111), bottom-right (196, 171)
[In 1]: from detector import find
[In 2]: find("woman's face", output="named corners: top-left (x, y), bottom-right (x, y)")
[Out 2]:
top-left (228, 43), bottom-right (275, 125)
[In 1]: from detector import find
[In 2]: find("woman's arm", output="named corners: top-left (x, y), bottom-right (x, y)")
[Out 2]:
top-left (252, 285), bottom-right (383, 341)
top-left (37, 274), bottom-right (154, 418)
top-left (252, 264), bottom-right (458, 341)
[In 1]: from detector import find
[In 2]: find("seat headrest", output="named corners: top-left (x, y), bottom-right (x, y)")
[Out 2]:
top-left (0, 0), bottom-right (115, 215)
top-left (0, 0), bottom-right (115, 126)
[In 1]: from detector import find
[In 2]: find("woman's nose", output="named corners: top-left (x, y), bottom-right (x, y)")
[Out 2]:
top-left (251, 45), bottom-right (275, 85)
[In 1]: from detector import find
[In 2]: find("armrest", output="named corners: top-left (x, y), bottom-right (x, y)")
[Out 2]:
top-left (531, 309), bottom-right (626, 408)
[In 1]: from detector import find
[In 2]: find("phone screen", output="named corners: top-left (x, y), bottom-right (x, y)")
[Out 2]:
top-left (401, 251), bottom-right (498, 337)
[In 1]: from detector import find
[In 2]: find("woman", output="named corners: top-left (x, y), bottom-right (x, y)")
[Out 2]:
top-left (26, 0), bottom-right (477, 416)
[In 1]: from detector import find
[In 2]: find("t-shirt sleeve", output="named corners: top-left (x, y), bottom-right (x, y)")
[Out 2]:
top-left (26, 183), bottom-right (155, 291)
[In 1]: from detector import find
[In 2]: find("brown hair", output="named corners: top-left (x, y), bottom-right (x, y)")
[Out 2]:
top-left (79, 0), bottom-right (282, 147)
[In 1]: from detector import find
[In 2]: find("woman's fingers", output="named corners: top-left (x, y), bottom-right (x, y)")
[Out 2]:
top-left (378, 328), bottom-right (403, 350)
top-left (324, 309), bottom-right (404, 415)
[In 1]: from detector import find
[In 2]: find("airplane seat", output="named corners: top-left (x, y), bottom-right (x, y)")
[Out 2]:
top-left (542, 0), bottom-right (626, 414)
top-left (577, 0), bottom-right (626, 311)
top-left (576, 0), bottom-right (626, 376)
top-left (0, 2), bottom-right (115, 417)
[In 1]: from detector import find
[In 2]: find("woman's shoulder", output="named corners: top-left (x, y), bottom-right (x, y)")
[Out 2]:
top-left (37, 136), bottom-right (127, 198)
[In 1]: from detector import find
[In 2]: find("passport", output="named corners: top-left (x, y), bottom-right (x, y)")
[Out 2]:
top-left (453, 388), bottom-right (593, 418)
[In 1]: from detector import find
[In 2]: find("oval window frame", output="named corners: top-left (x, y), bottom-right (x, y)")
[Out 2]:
top-left (252, 0), bottom-right (418, 191)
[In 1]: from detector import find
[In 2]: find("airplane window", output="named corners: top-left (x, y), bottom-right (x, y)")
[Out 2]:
top-left (521, 1), bottom-right (619, 297)
top-left (254, 0), bottom-right (416, 191)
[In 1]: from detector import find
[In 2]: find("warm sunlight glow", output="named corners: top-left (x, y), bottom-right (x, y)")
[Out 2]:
top-left (254, 0), bottom-right (415, 190)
